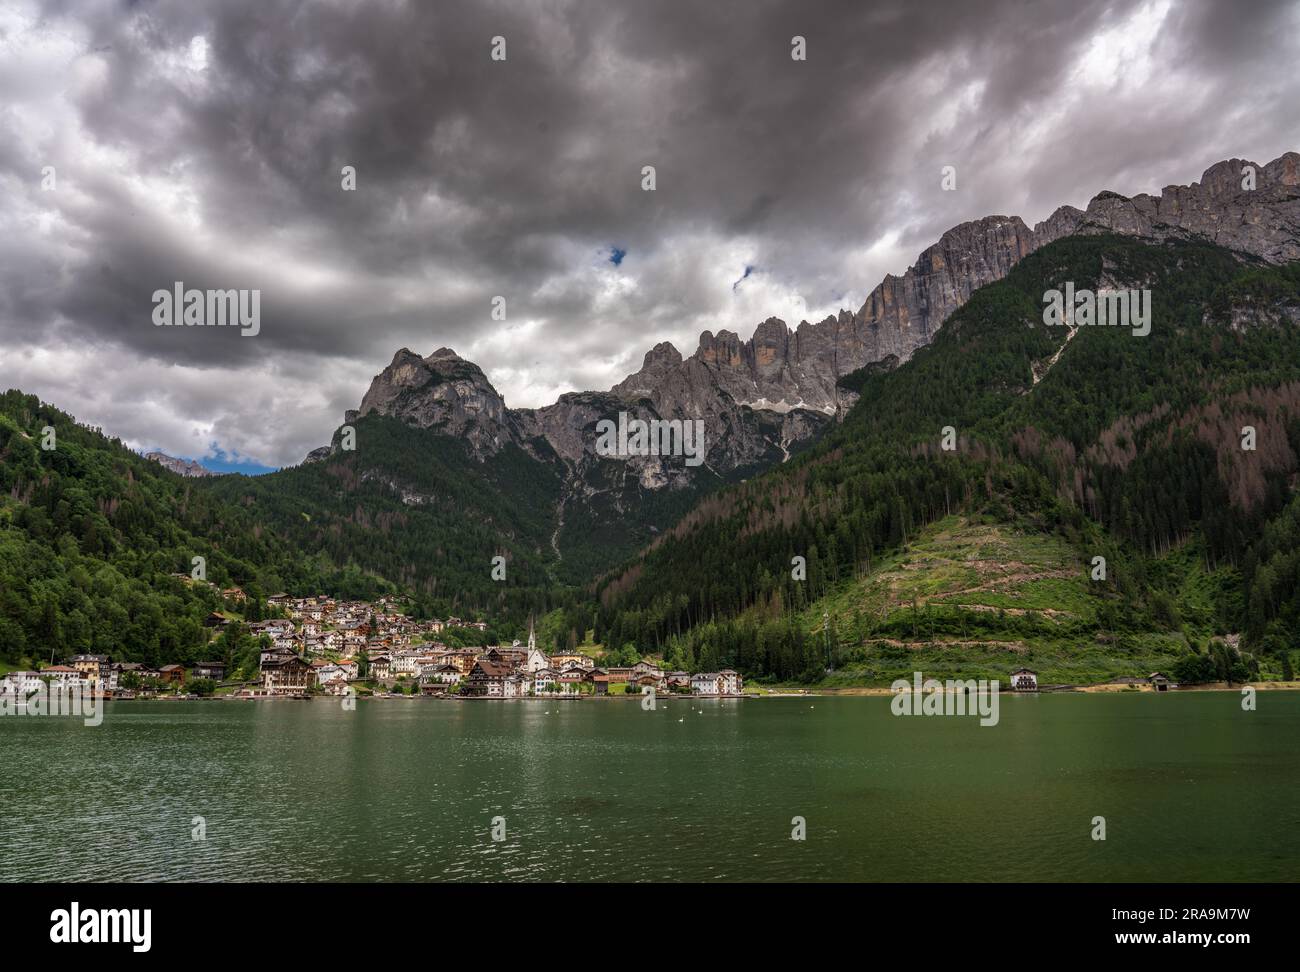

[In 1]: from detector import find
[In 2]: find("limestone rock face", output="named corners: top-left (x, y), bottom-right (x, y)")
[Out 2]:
top-left (323, 152), bottom-right (1299, 491)
top-left (610, 152), bottom-right (1299, 428)
top-left (144, 451), bottom-right (215, 477)
top-left (356, 347), bottom-right (519, 459)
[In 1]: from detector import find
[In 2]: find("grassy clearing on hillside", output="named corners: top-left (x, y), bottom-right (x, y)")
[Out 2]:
top-left (794, 514), bottom-right (1202, 684)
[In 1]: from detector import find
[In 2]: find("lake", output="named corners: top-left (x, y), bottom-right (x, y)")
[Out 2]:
top-left (1, 692), bottom-right (1296, 882)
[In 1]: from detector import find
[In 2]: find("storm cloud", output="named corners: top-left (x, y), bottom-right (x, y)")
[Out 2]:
top-left (1, 0), bottom-right (1297, 467)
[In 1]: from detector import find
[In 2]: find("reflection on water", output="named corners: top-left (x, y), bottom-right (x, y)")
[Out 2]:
top-left (1, 693), bottom-right (1295, 882)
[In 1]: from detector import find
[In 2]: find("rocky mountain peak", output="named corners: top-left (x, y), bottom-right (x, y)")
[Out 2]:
top-left (355, 345), bottom-right (514, 458)
top-left (144, 451), bottom-right (215, 477)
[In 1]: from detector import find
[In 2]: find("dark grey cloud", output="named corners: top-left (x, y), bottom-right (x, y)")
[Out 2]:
top-left (1, 0), bottom-right (1297, 466)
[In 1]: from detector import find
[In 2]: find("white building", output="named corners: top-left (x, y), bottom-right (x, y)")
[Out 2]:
top-left (690, 673), bottom-right (721, 695)
top-left (1, 671), bottom-right (43, 696)
top-left (1010, 668), bottom-right (1038, 692)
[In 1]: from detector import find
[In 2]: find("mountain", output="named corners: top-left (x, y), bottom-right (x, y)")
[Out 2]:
top-left (143, 451), bottom-right (216, 478)
top-left (612, 153), bottom-right (1300, 419)
top-left (306, 344), bottom-right (829, 581)
top-left (594, 233), bottom-right (1300, 685)
top-left (6, 152), bottom-right (1298, 684)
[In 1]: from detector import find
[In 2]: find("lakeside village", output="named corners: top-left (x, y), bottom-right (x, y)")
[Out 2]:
top-left (0, 590), bottom-right (744, 703)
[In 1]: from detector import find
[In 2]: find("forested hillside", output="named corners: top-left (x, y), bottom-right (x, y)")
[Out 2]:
top-left (0, 398), bottom-right (582, 670)
top-left (593, 236), bottom-right (1300, 683)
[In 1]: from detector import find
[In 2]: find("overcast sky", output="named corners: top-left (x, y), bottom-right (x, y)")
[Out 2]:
top-left (1, 0), bottom-right (1298, 470)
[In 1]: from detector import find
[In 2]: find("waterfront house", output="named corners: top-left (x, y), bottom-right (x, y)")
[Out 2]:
top-left (1147, 672), bottom-right (1174, 692)
top-left (159, 664), bottom-right (186, 686)
top-left (666, 671), bottom-right (691, 691)
top-left (1010, 668), bottom-right (1039, 692)
top-left (1, 671), bottom-right (43, 696)
top-left (557, 668), bottom-right (586, 696)
top-left (533, 667), bottom-right (558, 695)
top-left (718, 670), bottom-right (742, 695)
top-left (261, 656), bottom-right (314, 695)
top-left (466, 660), bottom-right (511, 697)
top-left (41, 665), bottom-right (83, 688)
top-left (502, 674), bottom-right (530, 698)
top-left (428, 663), bottom-right (462, 687)
top-left (369, 654), bottom-right (392, 679)
top-left (690, 673), bottom-right (721, 695)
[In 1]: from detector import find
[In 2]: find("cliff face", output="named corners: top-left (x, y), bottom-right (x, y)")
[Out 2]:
top-left (321, 152), bottom-right (1300, 499)
top-left (612, 152), bottom-right (1300, 420)
top-left (144, 451), bottom-right (215, 477)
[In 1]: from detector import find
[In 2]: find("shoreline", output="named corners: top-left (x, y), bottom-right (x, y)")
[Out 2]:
top-left (98, 680), bottom-right (1300, 703)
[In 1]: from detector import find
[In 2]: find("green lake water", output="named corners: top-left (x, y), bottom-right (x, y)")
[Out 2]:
top-left (1, 692), bottom-right (1296, 882)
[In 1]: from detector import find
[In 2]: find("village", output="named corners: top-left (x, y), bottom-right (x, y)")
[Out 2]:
top-left (0, 591), bottom-right (745, 703)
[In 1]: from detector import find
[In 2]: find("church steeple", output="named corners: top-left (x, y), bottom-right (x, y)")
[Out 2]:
top-left (527, 618), bottom-right (536, 652)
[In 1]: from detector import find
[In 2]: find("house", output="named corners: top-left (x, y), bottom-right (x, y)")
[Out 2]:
top-left (391, 650), bottom-right (424, 677)
top-left (334, 659), bottom-right (359, 680)
top-left (466, 660), bottom-right (511, 697)
top-left (368, 654), bottom-right (392, 680)
top-left (502, 674), bottom-right (531, 698)
top-left (690, 673), bottom-right (721, 695)
top-left (437, 649), bottom-right (479, 675)
top-left (222, 587), bottom-right (248, 603)
top-left (159, 664), bottom-right (186, 685)
top-left (260, 656), bottom-right (314, 695)
top-left (428, 664), bottom-right (462, 687)
top-left (417, 674), bottom-right (448, 695)
top-left (260, 645), bottom-right (296, 667)
top-left (533, 667), bottom-right (558, 695)
top-left (632, 673), bottom-right (661, 694)
top-left (40, 665), bottom-right (84, 688)
top-left (1148, 672), bottom-right (1174, 692)
top-left (665, 671), bottom-right (691, 691)
top-left (1010, 668), bottom-right (1038, 692)
top-left (718, 670), bottom-right (742, 695)
top-left (1, 671), bottom-right (43, 696)
top-left (319, 675), bottom-right (351, 696)
top-left (191, 661), bottom-right (226, 681)
top-left (588, 668), bottom-right (609, 695)
top-left (203, 612), bottom-right (230, 629)
top-left (630, 660), bottom-right (664, 682)
top-left (485, 645), bottom-right (527, 671)
top-left (311, 660), bottom-right (342, 684)
top-left (550, 651), bottom-right (592, 672)
top-left (557, 668), bottom-right (586, 696)
top-left (71, 654), bottom-right (109, 687)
